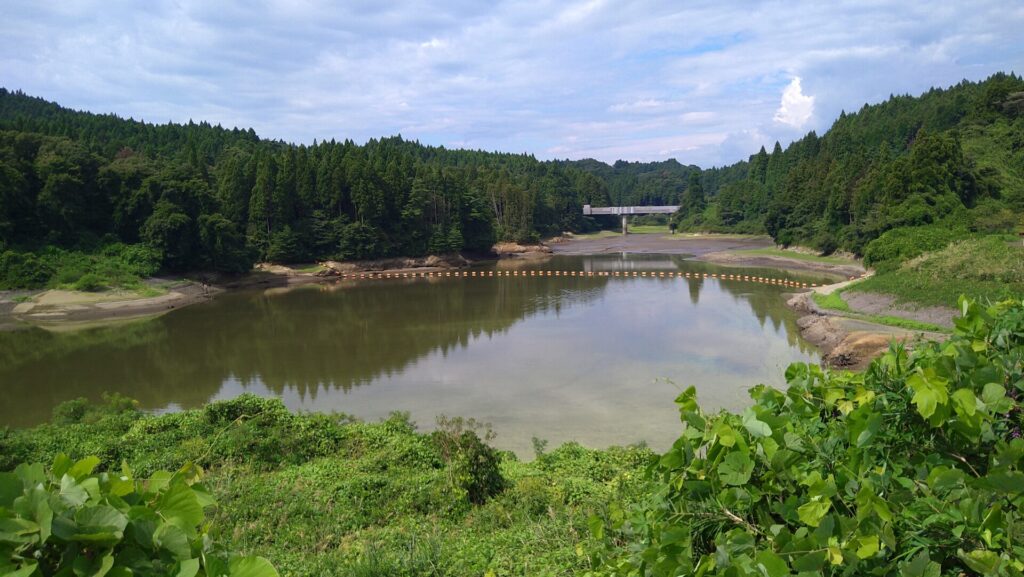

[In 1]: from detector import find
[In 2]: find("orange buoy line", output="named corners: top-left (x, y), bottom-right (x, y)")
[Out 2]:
top-left (333, 269), bottom-right (868, 288)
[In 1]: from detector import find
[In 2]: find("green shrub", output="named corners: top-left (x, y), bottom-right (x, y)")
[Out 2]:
top-left (590, 297), bottom-right (1024, 576)
top-left (50, 398), bottom-right (89, 425)
top-left (858, 236), bottom-right (1024, 305)
top-left (862, 223), bottom-right (969, 271)
top-left (0, 455), bottom-right (279, 577)
top-left (0, 251), bottom-right (53, 289)
top-left (432, 416), bottom-right (507, 505)
top-left (71, 272), bottom-right (105, 292)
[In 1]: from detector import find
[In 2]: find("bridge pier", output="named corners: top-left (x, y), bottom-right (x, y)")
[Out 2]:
top-left (582, 205), bottom-right (679, 236)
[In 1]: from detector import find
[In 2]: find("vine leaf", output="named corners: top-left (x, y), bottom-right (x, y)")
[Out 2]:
top-left (717, 452), bottom-right (754, 486)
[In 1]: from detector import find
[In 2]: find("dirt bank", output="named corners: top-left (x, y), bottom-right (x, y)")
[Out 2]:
top-left (787, 290), bottom-right (948, 370)
top-left (0, 254), bottom-right (476, 329)
top-left (1, 279), bottom-right (214, 329)
top-left (699, 250), bottom-right (865, 279)
top-left (221, 254), bottom-right (471, 290)
top-left (492, 242), bottom-right (552, 257)
top-left (553, 233), bottom-right (773, 256)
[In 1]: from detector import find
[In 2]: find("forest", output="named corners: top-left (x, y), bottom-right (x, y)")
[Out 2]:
top-left (668, 73), bottom-right (1024, 252)
top-left (0, 89), bottom-right (612, 289)
top-left (1, 73), bottom-right (1022, 291)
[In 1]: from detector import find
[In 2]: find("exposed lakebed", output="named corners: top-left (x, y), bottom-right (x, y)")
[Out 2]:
top-left (0, 253), bottom-right (836, 454)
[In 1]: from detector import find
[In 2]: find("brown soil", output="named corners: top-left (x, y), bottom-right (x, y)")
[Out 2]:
top-left (787, 291), bottom-right (948, 370)
top-left (0, 254), bottom-right (476, 330)
top-left (2, 280), bottom-right (214, 329)
top-left (553, 233), bottom-right (773, 256)
top-left (492, 242), bottom-right (553, 256)
top-left (699, 251), bottom-right (865, 279)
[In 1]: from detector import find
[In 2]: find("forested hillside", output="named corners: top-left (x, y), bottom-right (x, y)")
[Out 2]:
top-left (0, 89), bottom-right (611, 288)
top-left (2, 73), bottom-right (1022, 291)
top-left (560, 158), bottom-right (747, 208)
top-left (673, 73), bottom-right (1024, 251)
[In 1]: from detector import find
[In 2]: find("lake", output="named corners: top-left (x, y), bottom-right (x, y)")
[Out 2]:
top-left (0, 253), bottom-right (829, 454)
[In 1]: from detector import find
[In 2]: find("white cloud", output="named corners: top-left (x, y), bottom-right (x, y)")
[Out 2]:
top-left (773, 77), bottom-right (815, 128)
top-left (0, 0), bottom-right (1021, 166)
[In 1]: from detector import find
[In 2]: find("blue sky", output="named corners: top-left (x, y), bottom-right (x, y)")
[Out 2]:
top-left (2, 1), bottom-right (1022, 167)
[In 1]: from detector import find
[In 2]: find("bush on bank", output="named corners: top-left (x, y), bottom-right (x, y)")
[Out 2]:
top-left (587, 297), bottom-right (1024, 576)
top-left (2, 395), bottom-right (653, 575)
top-left (5, 298), bottom-right (1024, 575)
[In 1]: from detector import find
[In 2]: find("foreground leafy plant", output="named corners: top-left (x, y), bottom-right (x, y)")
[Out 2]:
top-left (590, 297), bottom-right (1024, 576)
top-left (0, 455), bottom-right (278, 577)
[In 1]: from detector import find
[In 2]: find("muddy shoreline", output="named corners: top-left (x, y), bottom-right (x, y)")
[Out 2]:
top-left (786, 290), bottom-right (949, 370)
top-left (0, 233), bottom-right (947, 371)
top-left (0, 254), bottom-right (483, 329)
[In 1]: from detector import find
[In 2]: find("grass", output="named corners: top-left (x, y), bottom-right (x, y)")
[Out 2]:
top-left (627, 224), bottom-right (670, 234)
top-left (812, 290), bottom-right (950, 333)
top-left (291, 263), bottom-right (326, 273)
top-left (732, 247), bottom-right (859, 266)
top-left (565, 230), bottom-right (622, 240)
top-left (135, 286), bottom-right (168, 298)
top-left (856, 236), bottom-right (1024, 307)
top-left (811, 291), bottom-right (850, 312)
top-left (1, 395), bottom-right (652, 577)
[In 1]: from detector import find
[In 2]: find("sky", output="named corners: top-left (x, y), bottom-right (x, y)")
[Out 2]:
top-left (2, 1), bottom-right (1022, 168)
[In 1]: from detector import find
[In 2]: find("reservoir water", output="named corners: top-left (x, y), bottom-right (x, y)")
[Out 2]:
top-left (0, 253), bottom-right (827, 454)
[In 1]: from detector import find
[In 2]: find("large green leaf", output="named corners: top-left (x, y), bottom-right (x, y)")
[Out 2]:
top-left (175, 558), bottom-right (200, 577)
top-left (59, 475), bottom-right (89, 508)
top-left (907, 372), bottom-right (948, 420)
top-left (796, 498), bottom-right (830, 527)
top-left (717, 452), bottom-right (754, 486)
top-left (157, 483), bottom-right (203, 532)
top-left (67, 456), bottom-right (101, 481)
top-left (0, 473), bottom-right (21, 508)
top-left (742, 411), bottom-right (773, 438)
top-left (957, 549), bottom-right (1002, 574)
top-left (856, 535), bottom-right (879, 558)
top-left (228, 556), bottom-right (279, 577)
top-left (6, 560), bottom-right (39, 577)
top-left (754, 550), bottom-right (789, 577)
top-left (155, 523), bottom-right (192, 560)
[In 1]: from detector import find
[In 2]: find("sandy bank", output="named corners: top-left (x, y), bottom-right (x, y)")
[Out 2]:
top-left (0, 254), bottom-right (476, 329)
top-left (552, 232), bottom-right (773, 256)
top-left (1, 280), bottom-right (213, 329)
top-left (786, 289), bottom-right (949, 370)
top-left (218, 254), bottom-right (471, 290)
top-left (698, 250), bottom-right (865, 279)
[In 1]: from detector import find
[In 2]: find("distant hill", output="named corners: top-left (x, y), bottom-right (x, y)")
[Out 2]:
top-left (1, 72), bottom-right (1021, 291)
top-left (0, 88), bottom-right (611, 287)
top-left (671, 72), bottom-right (1024, 252)
top-left (558, 157), bottom-right (748, 207)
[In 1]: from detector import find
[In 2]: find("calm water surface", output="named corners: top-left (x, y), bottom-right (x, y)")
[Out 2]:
top-left (1, 254), bottom-right (828, 454)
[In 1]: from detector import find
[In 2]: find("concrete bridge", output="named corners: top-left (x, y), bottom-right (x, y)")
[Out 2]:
top-left (582, 205), bottom-right (680, 233)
